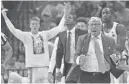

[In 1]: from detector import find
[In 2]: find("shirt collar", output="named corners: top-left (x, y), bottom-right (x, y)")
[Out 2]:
top-left (91, 32), bottom-right (102, 40)
top-left (67, 27), bottom-right (75, 34)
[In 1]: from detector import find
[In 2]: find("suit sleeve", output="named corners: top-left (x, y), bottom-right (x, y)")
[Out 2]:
top-left (74, 36), bottom-right (83, 63)
top-left (56, 36), bottom-right (64, 69)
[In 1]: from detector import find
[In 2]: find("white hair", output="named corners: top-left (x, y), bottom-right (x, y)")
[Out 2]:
top-left (88, 17), bottom-right (102, 25)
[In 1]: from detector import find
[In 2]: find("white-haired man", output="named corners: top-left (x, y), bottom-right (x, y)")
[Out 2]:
top-left (73, 17), bottom-right (124, 83)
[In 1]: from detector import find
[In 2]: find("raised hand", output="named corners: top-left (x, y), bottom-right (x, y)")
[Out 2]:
top-left (1, 8), bottom-right (8, 18)
top-left (63, 2), bottom-right (71, 19)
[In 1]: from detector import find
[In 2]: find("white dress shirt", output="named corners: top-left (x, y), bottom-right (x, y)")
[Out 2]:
top-left (76, 33), bottom-right (110, 72)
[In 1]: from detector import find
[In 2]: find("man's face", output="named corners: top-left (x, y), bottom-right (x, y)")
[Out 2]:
top-left (65, 14), bottom-right (75, 25)
top-left (65, 14), bottom-right (75, 30)
top-left (30, 20), bottom-right (40, 34)
top-left (102, 8), bottom-right (112, 22)
top-left (76, 22), bottom-right (87, 30)
top-left (88, 18), bottom-right (102, 37)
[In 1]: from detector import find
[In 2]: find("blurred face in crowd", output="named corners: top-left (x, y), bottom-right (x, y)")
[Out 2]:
top-left (88, 17), bottom-right (102, 37)
top-left (30, 19), bottom-right (40, 34)
top-left (65, 14), bottom-right (75, 30)
top-left (76, 22), bottom-right (87, 31)
top-left (114, 1), bottom-right (125, 11)
top-left (43, 14), bottom-right (51, 22)
top-left (102, 8), bottom-right (112, 23)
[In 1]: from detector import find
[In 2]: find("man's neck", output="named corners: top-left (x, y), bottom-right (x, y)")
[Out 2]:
top-left (91, 32), bottom-right (101, 37)
top-left (104, 21), bottom-right (113, 29)
top-left (31, 31), bottom-right (38, 35)
top-left (67, 25), bottom-right (74, 31)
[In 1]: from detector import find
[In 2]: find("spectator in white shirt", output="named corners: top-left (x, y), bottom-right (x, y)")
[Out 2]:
top-left (1, 3), bottom-right (71, 83)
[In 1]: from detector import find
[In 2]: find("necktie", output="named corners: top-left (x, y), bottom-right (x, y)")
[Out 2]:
top-left (65, 31), bottom-right (71, 63)
top-left (94, 37), bottom-right (106, 73)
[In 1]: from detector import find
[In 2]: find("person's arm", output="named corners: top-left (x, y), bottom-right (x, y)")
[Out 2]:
top-left (48, 37), bottom-right (59, 83)
top-left (95, 4), bottom-right (102, 17)
top-left (45, 3), bottom-right (71, 40)
top-left (116, 24), bottom-right (126, 53)
top-left (45, 14), bottom-right (66, 40)
top-left (2, 9), bottom-right (26, 42)
top-left (48, 37), bottom-right (59, 73)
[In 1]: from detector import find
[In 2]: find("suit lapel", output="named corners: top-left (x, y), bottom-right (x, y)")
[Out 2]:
top-left (82, 34), bottom-right (91, 55)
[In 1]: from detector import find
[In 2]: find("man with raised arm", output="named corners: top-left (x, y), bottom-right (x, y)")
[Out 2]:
top-left (1, 2), bottom-right (70, 83)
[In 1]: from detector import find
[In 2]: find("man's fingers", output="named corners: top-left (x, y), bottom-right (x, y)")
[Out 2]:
top-left (1, 8), bottom-right (8, 17)
top-left (55, 72), bottom-right (62, 83)
top-left (48, 73), bottom-right (54, 83)
top-left (2, 8), bottom-right (8, 12)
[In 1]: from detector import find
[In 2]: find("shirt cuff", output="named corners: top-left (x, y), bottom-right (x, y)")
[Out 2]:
top-left (56, 68), bottom-right (60, 73)
top-left (76, 56), bottom-right (80, 65)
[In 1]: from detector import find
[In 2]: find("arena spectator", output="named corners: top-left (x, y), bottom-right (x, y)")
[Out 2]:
top-left (48, 42), bottom-right (54, 58)
top-left (114, 1), bottom-right (129, 31)
top-left (75, 17), bottom-right (88, 31)
top-left (76, 1), bottom-right (102, 18)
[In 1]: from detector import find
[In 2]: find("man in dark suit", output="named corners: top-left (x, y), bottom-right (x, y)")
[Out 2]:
top-left (55, 13), bottom-right (88, 83)
top-left (55, 12), bottom-right (76, 83)
top-left (73, 17), bottom-right (124, 83)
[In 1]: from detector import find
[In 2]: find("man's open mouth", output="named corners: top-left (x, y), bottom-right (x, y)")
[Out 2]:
top-left (34, 28), bottom-right (37, 30)
top-left (92, 30), bottom-right (97, 32)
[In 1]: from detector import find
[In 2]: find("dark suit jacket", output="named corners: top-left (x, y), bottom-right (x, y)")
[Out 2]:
top-left (66, 33), bottom-right (124, 82)
top-left (56, 29), bottom-right (88, 76)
